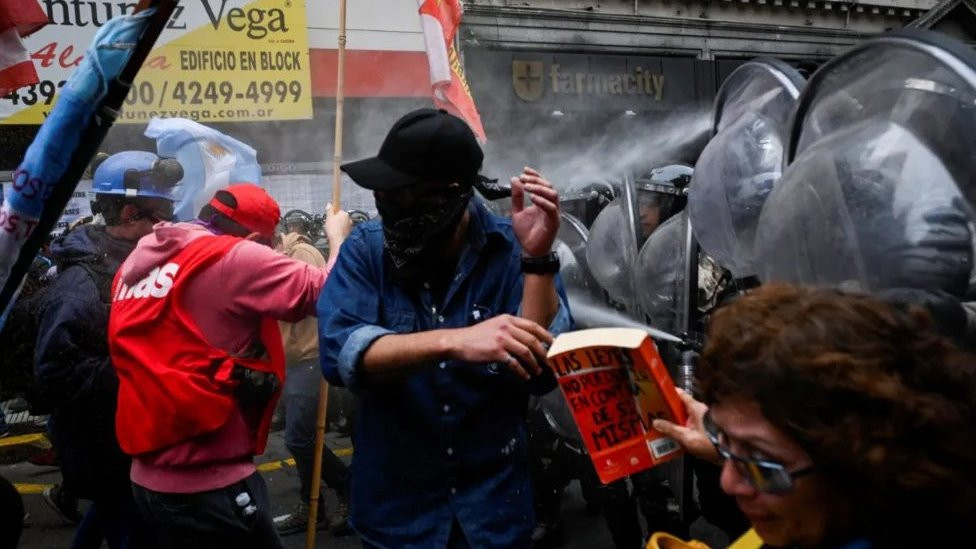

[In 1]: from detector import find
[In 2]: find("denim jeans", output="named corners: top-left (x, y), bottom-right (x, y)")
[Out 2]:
top-left (363, 520), bottom-right (471, 549)
top-left (283, 360), bottom-right (350, 502)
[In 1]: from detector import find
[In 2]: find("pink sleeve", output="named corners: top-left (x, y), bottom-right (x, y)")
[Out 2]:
top-left (221, 241), bottom-right (331, 322)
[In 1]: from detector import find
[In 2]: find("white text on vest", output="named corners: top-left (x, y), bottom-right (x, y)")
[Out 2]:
top-left (114, 263), bottom-right (180, 301)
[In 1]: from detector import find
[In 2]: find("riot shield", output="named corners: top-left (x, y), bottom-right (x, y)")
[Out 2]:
top-left (628, 167), bottom-right (698, 529)
top-left (635, 210), bottom-right (689, 334)
top-left (755, 31), bottom-right (976, 297)
top-left (661, 59), bottom-right (802, 531)
top-left (586, 185), bottom-right (641, 310)
top-left (555, 212), bottom-right (603, 303)
top-left (630, 164), bottom-right (694, 327)
top-left (688, 58), bottom-right (805, 278)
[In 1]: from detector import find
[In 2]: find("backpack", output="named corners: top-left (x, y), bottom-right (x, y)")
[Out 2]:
top-left (0, 258), bottom-right (113, 415)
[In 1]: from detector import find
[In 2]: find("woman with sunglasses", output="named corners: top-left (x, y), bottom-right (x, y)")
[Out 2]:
top-left (653, 284), bottom-right (976, 548)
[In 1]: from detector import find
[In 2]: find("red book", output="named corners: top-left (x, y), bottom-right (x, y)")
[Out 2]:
top-left (547, 328), bottom-right (688, 484)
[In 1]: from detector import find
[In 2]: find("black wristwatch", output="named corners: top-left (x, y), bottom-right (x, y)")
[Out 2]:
top-left (521, 252), bottom-right (560, 275)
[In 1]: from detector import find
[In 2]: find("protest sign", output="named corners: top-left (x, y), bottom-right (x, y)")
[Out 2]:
top-left (1, 0), bottom-right (313, 124)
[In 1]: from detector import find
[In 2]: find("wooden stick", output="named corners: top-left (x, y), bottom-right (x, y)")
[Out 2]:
top-left (306, 379), bottom-right (331, 548)
top-left (307, 0), bottom-right (347, 547)
top-left (331, 0), bottom-right (347, 210)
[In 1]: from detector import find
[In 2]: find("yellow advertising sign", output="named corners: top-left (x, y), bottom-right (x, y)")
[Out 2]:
top-left (0, 0), bottom-right (312, 125)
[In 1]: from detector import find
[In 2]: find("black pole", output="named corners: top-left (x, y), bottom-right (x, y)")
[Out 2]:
top-left (677, 207), bottom-right (701, 527)
top-left (678, 213), bottom-right (700, 393)
top-left (0, 0), bottom-right (180, 312)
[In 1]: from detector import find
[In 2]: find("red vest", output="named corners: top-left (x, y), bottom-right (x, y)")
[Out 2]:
top-left (109, 235), bottom-right (285, 456)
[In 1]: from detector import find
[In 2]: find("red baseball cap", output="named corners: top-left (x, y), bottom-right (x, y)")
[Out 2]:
top-left (205, 183), bottom-right (280, 240)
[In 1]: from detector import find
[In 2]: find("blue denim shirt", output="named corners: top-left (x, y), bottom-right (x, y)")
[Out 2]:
top-left (318, 200), bottom-right (571, 549)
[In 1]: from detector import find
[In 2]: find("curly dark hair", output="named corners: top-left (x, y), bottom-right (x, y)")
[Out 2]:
top-left (698, 284), bottom-right (976, 547)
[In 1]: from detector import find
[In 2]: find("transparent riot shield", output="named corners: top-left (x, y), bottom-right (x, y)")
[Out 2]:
top-left (555, 212), bottom-right (603, 303)
top-left (635, 210), bottom-right (688, 334)
top-left (755, 31), bottom-right (976, 298)
top-left (688, 58), bottom-right (805, 278)
top-left (665, 58), bottom-right (803, 531)
top-left (586, 179), bottom-right (642, 311)
top-left (627, 167), bottom-right (698, 529)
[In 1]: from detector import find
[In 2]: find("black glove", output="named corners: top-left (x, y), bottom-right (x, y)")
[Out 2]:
top-left (877, 287), bottom-right (967, 342)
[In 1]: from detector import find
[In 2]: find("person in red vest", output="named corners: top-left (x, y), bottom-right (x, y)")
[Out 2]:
top-left (108, 184), bottom-right (352, 549)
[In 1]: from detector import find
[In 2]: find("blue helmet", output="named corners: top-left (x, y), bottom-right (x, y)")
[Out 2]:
top-left (92, 151), bottom-right (182, 201)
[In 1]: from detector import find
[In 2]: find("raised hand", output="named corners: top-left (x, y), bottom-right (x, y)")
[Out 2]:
top-left (510, 167), bottom-right (560, 257)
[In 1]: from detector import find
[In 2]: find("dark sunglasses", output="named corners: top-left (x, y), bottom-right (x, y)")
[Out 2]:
top-left (704, 411), bottom-right (814, 494)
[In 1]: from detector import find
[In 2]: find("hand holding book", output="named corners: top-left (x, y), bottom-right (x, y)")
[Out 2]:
top-left (651, 389), bottom-right (721, 465)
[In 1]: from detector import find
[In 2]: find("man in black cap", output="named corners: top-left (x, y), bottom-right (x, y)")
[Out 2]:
top-left (318, 108), bottom-right (571, 548)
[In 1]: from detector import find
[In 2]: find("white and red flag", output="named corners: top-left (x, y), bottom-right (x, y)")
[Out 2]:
top-left (418, 0), bottom-right (486, 142)
top-left (0, 0), bottom-right (48, 96)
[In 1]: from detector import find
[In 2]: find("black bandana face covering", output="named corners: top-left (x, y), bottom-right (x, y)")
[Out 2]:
top-left (375, 183), bottom-right (474, 284)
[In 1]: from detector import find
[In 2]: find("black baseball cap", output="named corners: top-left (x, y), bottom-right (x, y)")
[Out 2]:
top-left (341, 108), bottom-right (484, 191)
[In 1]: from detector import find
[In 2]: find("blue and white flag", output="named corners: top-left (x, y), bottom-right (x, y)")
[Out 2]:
top-left (145, 118), bottom-right (262, 222)
top-left (0, 9), bottom-right (156, 310)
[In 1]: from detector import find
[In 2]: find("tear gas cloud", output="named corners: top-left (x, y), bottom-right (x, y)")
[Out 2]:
top-left (326, 102), bottom-right (711, 200)
top-left (87, 64), bottom-right (711, 217)
top-left (479, 109), bottom-right (711, 192)
top-left (567, 290), bottom-right (684, 344)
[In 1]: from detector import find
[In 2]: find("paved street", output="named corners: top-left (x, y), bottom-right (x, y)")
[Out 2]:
top-left (3, 429), bottom-right (636, 549)
top-left (0, 391), bottom-right (733, 549)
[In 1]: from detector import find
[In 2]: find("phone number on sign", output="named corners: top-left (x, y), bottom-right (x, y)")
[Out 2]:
top-left (2, 81), bottom-right (66, 106)
top-left (2, 80), bottom-right (304, 107)
top-left (128, 80), bottom-right (304, 107)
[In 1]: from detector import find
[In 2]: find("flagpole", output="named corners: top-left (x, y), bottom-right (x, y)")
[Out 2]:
top-left (331, 0), bottom-right (347, 211)
top-left (0, 0), bottom-right (179, 314)
top-left (307, 0), bottom-right (346, 546)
